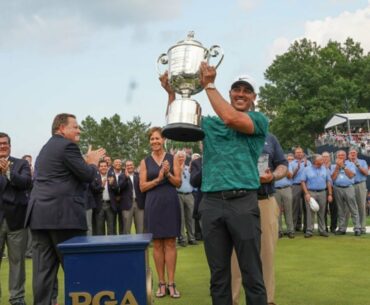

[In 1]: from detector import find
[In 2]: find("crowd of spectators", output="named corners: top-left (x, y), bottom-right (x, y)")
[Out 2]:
top-left (316, 128), bottom-right (370, 155)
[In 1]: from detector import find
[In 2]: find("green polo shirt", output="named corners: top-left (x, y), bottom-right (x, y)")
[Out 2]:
top-left (201, 112), bottom-right (268, 192)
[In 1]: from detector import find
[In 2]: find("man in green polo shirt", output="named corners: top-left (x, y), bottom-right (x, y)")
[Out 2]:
top-left (160, 62), bottom-right (268, 305)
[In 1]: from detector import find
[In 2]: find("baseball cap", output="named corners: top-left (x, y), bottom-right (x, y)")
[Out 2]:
top-left (231, 74), bottom-right (256, 92)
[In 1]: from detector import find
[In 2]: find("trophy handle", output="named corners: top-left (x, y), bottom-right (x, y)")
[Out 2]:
top-left (208, 45), bottom-right (224, 69)
top-left (156, 53), bottom-right (168, 75)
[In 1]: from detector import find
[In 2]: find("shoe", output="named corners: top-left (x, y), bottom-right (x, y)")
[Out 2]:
top-left (335, 230), bottom-right (346, 235)
top-left (304, 233), bottom-right (313, 238)
top-left (188, 240), bottom-right (198, 245)
top-left (330, 228), bottom-right (336, 233)
top-left (354, 231), bottom-right (361, 236)
top-left (319, 232), bottom-right (329, 237)
top-left (167, 283), bottom-right (181, 298)
top-left (287, 232), bottom-right (295, 239)
top-left (278, 232), bottom-right (283, 239)
top-left (361, 230), bottom-right (366, 235)
top-left (11, 301), bottom-right (26, 305)
top-left (177, 238), bottom-right (187, 247)
top-left (155, 282), bottom-right (167, 298)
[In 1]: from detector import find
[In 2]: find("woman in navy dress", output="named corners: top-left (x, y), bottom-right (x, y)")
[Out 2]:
top-left (139, 127), bottom-right (182, 298)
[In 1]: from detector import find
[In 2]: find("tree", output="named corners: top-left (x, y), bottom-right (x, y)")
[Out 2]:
top-left (258, 38), bottom-right (370, 150)
top-left (80, 114), bottom-right (151, 166)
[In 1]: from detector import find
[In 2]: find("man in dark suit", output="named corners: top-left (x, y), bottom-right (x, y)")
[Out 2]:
top-left (25, 113), bottom-right (105, 305)
top-left (189, 155), bottom-right (203, 241)
top-left (119, 160), bottom-right (145, 234)
top-left (93, 160), bottom-right (120, 235)
top-left (0, 132), bottom-right (32, 305)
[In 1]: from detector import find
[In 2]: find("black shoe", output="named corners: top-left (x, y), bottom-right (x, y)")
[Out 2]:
top-left (361, 230), bottom-right (366, 235)
top-left (11, 300), bottom-right (26, 305)
top-left (319, 231), bottom-right (329, 237)
top-left (335, 230), bottom-right (346, 235)
top-left (287, 232), bottom-right (295, 239)
top-left (304, 233), bottom-right (313, 238)
top-left (330, 228), bottom-right (336, 233)
top-left (278, 232), bottom-right (283, 239)
top-left (354, 231), bottom-right (361, 236)
top-left (188, 240), bottom-right (198, 245)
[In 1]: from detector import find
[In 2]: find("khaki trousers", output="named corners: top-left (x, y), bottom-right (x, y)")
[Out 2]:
top-left (232, 196), bottom-right (279, 305)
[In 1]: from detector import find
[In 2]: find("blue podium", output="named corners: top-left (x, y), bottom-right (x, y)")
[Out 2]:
top-left (58, 234), bottom-right (153, 305)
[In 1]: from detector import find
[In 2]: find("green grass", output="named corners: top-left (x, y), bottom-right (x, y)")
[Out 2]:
top-left (1, 229), bottom-right (370, 305)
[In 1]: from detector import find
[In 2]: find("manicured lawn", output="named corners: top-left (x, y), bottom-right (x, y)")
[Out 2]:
top-left (1, 228), bottom-right (369, 305)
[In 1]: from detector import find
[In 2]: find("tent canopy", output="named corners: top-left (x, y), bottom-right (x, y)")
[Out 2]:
top-left (324, 113), bottom-right (370, 130)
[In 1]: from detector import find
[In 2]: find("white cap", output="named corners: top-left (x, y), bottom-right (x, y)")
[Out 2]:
top-left (231, 74), bottom-right (257, 92)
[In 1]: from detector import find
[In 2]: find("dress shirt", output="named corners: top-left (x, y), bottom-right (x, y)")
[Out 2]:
top-left (302, 165), bottom-right (329, 190)
top-left (353, 159), bottom-right (368, 183)
top-left (101, 175), bottom-right (110, 201)
top-left (177, 166), bottom-right (194, 193)
top-left (274, 163), bottom-right (293, 188)
top-left (330, 160), bottom-right (356, 187)
top-left (129, 174), bottom-right (136, 199)
top-left (291, 159), bottom-right (312, 184)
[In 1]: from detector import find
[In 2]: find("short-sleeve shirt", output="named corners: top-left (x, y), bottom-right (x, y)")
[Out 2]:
top-left (353, 159), bottom-right (368, 183)
top-left (302, 165), bottom-right (330, 190)
top-left (330, 160), bottom-right (356, 187)
top-left (291, 159), bottom-right (312, 184)
top-left (201, 112), bottom-right (268, 192)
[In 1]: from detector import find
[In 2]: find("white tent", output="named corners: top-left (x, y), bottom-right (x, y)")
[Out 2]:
top-left (324, 113), bottom-right (370, 131)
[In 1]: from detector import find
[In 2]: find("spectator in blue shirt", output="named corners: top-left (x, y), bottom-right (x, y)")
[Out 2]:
top-left (301, 154), bottom-right (333, 238)
top-left (348, 147), bottom-right (368, 234)
top-left (330, 150), bottom-right (361, 235)
top-left (291, 147), bottom-right (312, 233)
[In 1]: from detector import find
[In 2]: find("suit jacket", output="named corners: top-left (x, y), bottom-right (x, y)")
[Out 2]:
top-left (90, 172), bottom-right (120, 212)
top-left (0, 157), bottom-right (32, 231)
top-left (25, 135), bottom-right (97, 230)
top-left (190, 157), bottom-right (202, 188)
top-left (118, 172), bottom-right (145, 210)
top-left (190, 157), bottom-right (203, 220)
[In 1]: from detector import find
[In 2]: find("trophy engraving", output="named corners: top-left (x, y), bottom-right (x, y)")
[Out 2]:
top-left (157, 31), bottom-right (224, 141)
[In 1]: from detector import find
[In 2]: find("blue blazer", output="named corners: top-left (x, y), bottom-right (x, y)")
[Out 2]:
top-left (0, 156), bottom-right (32, 231)
top-left (118, 172), bottom-right (145, 210)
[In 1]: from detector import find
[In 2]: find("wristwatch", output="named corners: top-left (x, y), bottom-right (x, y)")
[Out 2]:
top-left (205, 83), bottom-right (216, 90)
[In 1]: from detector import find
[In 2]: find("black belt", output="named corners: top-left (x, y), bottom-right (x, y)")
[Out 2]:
top-left (258, 194), bottom-right (271, 200)
top-left (178, 192), bottom-right (192, 195)
top-left (308, 189), bottom-right (326, 192)
top-left (335, 185), bottom-right (350, 188)
top-left (276, 185), bottom-right (290, 189)
top-left (207, 189), bottom-right (250, 200)
top-left (354, 181), bottom-right (365, 185)
top-left (102, 200), bottom-right (111, 203)
top-left (293, 183), bottom-right (301, 185)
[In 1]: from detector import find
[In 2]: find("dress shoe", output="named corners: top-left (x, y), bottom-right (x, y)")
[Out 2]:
top-left (354, 230), bottom-right (361, 236)
top-left (361, 230), bottom-right (366, 235)
top-left (287, 232), bottom-right (295, 239)
top-left (335, 230), bottom-right (346, 235)
top-left (319, 231), bottom-right (329, 237)
top-left (278, 232), bottom-right (283, 239)
top-left (304, 232), bottom-right (313, 238)
top-left (188, 240), bottom-right (198, 245)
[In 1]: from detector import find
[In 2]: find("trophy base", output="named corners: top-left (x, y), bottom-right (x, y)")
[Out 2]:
top-left (162, 123), bottom-right (205, 142)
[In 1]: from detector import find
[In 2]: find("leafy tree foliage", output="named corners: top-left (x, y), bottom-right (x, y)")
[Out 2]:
top-left (80, 114), bottom-right (151, 166)
top-left (258, 38), bottom-right (370, 150)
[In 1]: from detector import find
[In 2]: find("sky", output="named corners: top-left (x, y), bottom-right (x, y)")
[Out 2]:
top-left (1, 0), bottom-right (370, 159)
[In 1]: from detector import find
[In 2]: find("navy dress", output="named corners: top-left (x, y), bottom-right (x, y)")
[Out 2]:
top-left (144, 153), bottom-right (181, 238)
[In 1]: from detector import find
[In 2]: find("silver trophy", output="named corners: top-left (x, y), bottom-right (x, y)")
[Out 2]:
top-left (157, 31), bottom-right (224, 141)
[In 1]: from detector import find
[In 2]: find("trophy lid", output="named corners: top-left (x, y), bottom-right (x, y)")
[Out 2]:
top-left (176, 31), bottom-right (203, 47)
